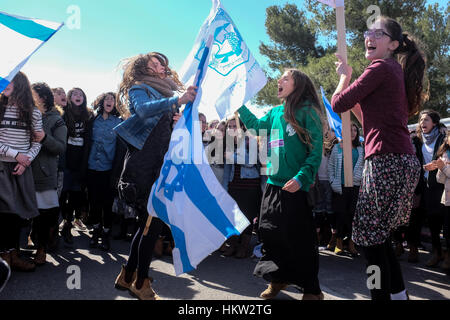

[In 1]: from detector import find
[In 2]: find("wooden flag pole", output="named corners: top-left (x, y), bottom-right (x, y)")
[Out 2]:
top-left (336, 5), bottom-right (353, 187)
top-left (143, 215), bottom-right (153, 236)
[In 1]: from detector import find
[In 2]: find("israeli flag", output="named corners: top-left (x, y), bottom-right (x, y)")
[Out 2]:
top-left (0, 11), bottom-right (63, 93)
top-left (321, 86), bottom-right (343, 140)
top-left (179, 0), bottom-right (267, 120)
top-left (148, 0), bottom-right (267, 276)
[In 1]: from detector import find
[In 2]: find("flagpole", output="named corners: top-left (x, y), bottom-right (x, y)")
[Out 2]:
top-left (144, 36), bottom-right (214, 237)
top-left (335, 4), bottom-right (353, 187)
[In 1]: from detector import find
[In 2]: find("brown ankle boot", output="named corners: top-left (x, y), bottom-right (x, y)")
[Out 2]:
top-left (348, 240), bottom-right (359, 256)
top-left (260, 282), bottom-right (288, 299)
top-left (407, 244), bottom-right (419, 263)
top-left (10, 250), bottom-right (35, 272)
top-left (130, 278), bottom-right (160, 300)
top-left (114, 265), bottom-right (137, 291)
top-left (34, 248), bottom-right (46, 266)
top-left (235, 234), bottom-right (252, 259)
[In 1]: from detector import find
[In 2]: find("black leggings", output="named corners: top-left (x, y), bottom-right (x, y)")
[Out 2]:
top-left (332, 186), bottom-right (359, 239)
top-left (125, 212), bottom-right (165, 280)
top-left (0, 213), bottom-right (22, 252)
top-left (60, 191), bottom-right (84, 222)
top-left (87, 170), bottom-right (114, 229)
top-left (362, 237), bottom-right (405, 300)
top-left (31, 207), bottom-right (60, 249)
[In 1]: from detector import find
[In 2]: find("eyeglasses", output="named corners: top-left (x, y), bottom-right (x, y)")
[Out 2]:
top-left (364, 29), bottom-right (394, 40)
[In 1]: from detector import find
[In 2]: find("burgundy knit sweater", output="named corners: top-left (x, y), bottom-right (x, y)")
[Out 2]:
top-left (331, 58), bottom-right (415, 159)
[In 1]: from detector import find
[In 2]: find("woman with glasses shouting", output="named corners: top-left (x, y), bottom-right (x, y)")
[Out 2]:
top-left (331, 16), bottom-right (427, 300)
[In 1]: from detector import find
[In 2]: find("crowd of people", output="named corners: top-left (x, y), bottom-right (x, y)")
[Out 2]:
top-left (0, 15), bottom-right (449, 300)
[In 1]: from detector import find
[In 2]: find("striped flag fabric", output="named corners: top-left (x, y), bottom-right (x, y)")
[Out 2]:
top-left (316, 0), bottom-right (345, 8)
top-left (321, 86), bottom-right (343, 140)
top-left (147, 0), bottom-right (267, 276)
top-left (0, 11), bottom-right (63, 93)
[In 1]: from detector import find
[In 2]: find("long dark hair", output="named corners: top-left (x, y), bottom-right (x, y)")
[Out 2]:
top-left (92, 92), bottom-right (120, 117)
top-left (0, 72), bottom-right (34, 147)
top-left (379, 16), bottom-right (427, 117)
top-left (351, 122), bottom-right (361, 148)
top-left (282, 69), bottom-right (323, 149)
top-left (65, 87), bottom-right (90, 137)
top-left (31, 82), bottom-right (55, 113)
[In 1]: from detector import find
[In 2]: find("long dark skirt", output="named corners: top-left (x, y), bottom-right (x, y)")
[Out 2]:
top-left (254, 183), bottom-right (321, 295)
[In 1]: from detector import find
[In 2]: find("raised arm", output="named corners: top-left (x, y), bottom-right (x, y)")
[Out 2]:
top-left (332, 60), bottom-right (386, 114)
top-left (238, 105), bottom-right (273, 134)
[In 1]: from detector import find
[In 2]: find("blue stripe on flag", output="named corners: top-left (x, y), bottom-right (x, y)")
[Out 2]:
top-left (0, 12), bottom-right (58, 41)
top-left (151, 194), bottom-right (195, 273)
top-left (183, 108), bottom-right (241, 239)
top-left (0, 77), bottom-right (10, 93)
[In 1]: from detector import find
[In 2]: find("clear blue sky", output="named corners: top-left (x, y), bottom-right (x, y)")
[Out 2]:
top-left (1, 0), bottom-right (446, 117)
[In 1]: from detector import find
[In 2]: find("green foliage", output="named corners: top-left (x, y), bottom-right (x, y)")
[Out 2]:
top-left (256, 1), bottom-right (449, 122)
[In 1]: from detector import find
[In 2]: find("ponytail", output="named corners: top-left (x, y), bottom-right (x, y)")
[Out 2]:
top-left (380, 17), bottom-right (428, 117)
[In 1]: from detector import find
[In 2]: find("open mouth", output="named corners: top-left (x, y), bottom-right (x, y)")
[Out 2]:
top-left (367, 46), bottom-right (376, 52)
top-left (278, 87), bottom-right (283, 94)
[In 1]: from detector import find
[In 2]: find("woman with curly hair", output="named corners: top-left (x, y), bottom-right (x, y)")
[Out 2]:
top-left (84, 92), bottom-right (122, 251)
top-left (113, 52), bottom-right (196, 300)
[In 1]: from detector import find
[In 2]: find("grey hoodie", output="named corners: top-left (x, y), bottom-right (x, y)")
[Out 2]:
top-left (31, 108), bottom-right (67, 192)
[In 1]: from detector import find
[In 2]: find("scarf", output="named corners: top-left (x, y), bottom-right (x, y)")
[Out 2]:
top-left (135, 76), bottom-right (179, 98)
top-left (423, 126), bottom-right (439, 145)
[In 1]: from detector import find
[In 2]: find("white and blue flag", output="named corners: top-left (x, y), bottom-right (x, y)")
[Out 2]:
top-left (0, 11), bottom-right (63, 93)
top-left (179, 0), bottom-right (267, 120)
top-left (148, 0), bottom-right (267, 276)
top-left (321, 86), bottom-right (343, 140)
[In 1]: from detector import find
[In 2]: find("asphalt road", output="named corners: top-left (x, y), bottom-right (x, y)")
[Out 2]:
top-left (0, 225), bottom-right (449, 300)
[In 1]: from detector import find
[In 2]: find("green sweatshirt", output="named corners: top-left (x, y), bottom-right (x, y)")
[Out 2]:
top-left (238, 103), bottom-right (323, 192)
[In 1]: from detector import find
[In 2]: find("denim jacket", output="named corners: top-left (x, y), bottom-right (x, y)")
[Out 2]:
top-left (222, 151), bottom-right (260, 191)
top-left (113, 83), bottom-right (179, 150)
